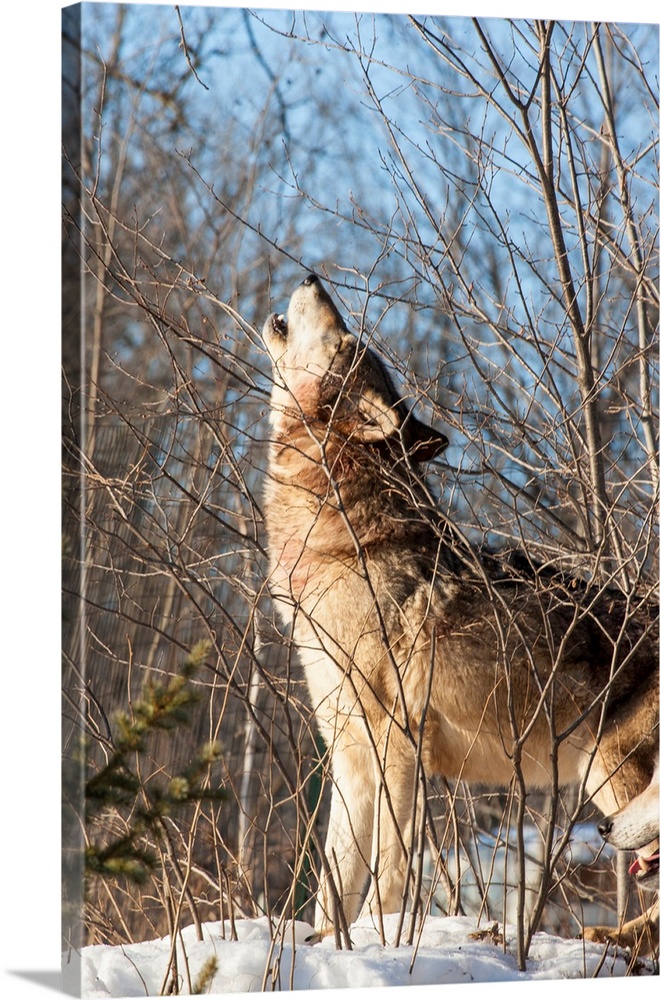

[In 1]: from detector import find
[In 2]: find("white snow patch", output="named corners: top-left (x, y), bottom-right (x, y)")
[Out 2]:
top-left (79, 913), bottom-right (655, 998)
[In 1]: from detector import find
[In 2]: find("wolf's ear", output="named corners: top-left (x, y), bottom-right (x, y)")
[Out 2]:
top-left (353, 385), bottom-right (403, 442)
top-left (354, 388), bottom-right (449, 461)
top-left (401, 416), bottom-right (449, 461)
top-left (324, 338), bottom-right (448, 459)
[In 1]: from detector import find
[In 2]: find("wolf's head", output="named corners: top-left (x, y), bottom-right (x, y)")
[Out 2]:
top-left (263, 274), bottom-right (448, 462)
top-left (263, 273), bottom-right (345, 372)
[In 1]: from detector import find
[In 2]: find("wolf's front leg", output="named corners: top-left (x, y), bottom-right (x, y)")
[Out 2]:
top-left (360, 747), bottom-right (417, 932)
top-left (313, 741), bottom-right (375, 940)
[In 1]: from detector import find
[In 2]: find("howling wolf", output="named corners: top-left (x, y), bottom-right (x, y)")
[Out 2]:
top-left (262, 273), bottom-right (659, 949)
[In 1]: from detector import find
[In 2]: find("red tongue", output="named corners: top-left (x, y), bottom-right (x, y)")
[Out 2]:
top-left (629, 851), bottom-right (660, 876)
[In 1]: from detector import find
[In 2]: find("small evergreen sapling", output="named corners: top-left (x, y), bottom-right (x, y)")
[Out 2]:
top-left (84, 640), bottom-right (224, 885)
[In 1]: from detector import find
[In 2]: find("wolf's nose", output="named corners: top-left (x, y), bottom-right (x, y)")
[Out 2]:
top-left (598, 816), bottom-right (613, 840)
top-left (302, 273), bottom-right (319, 286)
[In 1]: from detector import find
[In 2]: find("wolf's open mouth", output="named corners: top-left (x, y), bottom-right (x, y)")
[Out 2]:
top-left (629, 850), bottom-right (660, 879)
top-left (272, 313), bottom-right (288, 337)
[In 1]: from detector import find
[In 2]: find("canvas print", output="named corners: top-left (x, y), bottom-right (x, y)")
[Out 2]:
top-left (62, 3), bottom-right (659, 995)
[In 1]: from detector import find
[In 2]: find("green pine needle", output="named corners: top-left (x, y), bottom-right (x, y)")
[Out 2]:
top-left (84, 640), bottom-right (223, 888)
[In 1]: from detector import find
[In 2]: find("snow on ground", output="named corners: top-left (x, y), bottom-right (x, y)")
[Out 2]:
top-left (81, 913), bottom-right (656, 997)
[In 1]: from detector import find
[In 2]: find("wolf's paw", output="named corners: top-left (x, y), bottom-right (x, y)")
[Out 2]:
top-left (581, 925), bottom-right (618, 946)
top-left (305, 926), bottom-right (335, 945)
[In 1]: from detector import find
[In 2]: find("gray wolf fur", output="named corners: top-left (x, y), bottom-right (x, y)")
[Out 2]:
top-left (262, 274), bottom-right (659, 949)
